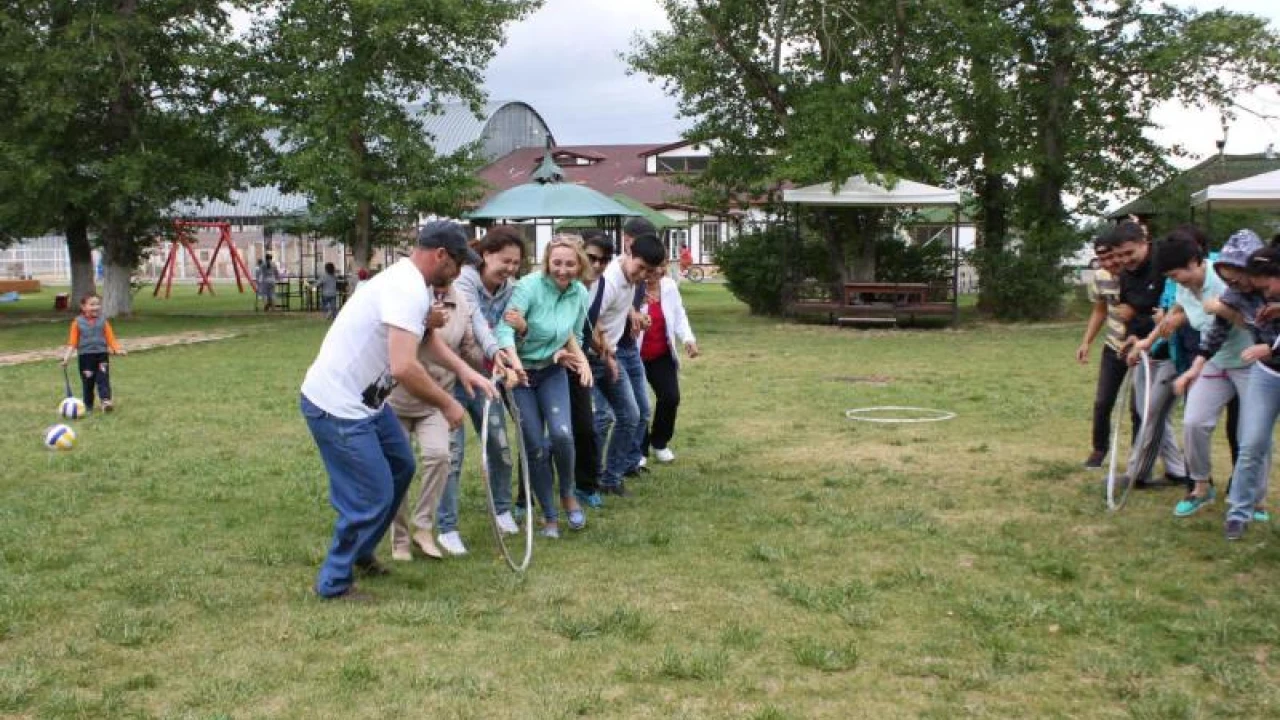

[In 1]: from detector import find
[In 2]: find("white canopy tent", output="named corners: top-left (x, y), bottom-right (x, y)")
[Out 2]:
top-left (781, 175), bottom-right (964, 325)
top-left (1191, 169), bottom-right (1280, 209)
top-left (783, 176), bottom-right (962, 207)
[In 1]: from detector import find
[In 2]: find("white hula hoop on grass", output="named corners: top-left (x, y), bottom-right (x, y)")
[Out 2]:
top-left (844, 406), bottom-right (957, 424)
top-left (1106, 350), bottom-right (1152, 512)
top-left (481, 379), bottom-right (534, 572)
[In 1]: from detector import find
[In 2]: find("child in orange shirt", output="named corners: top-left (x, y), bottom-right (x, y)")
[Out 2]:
top-left (60, 293), bottom-right (126, 412)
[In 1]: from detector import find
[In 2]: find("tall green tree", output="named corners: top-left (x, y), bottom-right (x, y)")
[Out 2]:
top-left (0, 1), bottom-right (259, 317)
top-left (631, 0), bottom-right (1280, 319)
top-left (248, 0), bottom-right (540, 269)
top-left (630, 0), bottom-right (955, 286)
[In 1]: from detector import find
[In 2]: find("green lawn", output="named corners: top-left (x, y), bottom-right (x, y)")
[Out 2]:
top-left (3, 284), bottom-right (1279, 719)
top-left (0, 284), bottom-right (311, 354)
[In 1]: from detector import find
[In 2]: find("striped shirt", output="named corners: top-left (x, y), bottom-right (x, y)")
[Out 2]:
top-left (1087, 269), bottom-right (1125, 352)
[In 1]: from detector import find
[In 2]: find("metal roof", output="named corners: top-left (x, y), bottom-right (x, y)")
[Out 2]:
top-left (172, 186), bottom-right (310, 220)
top-left (175, 101), bottom-right (544, 220)
top-left (410, 100), bottom-right (524, 156)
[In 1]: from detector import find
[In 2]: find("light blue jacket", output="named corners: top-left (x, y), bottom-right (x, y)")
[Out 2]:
top-left (496, 272), bottom-right (588, 365)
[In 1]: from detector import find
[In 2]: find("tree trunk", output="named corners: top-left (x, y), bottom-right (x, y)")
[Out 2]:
top-left (101, 261), bottom-right (134, 319)
top-left (821, 213), bottom-right (847, 299)
top-left (848, 210), bottom-right (879, 282)
top-left (1031, 0), bottom-right (1075, 229)
top-left (100, 227), bottom-right (135, 318)
top-left (353, 200), bottom-right (373, 269)
top-left (65, 214), bottom-right (95, 307)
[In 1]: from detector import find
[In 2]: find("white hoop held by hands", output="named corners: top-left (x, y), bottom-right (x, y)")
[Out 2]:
top-left (481, 378), bottom-right (535, 572)
top-left (844, 406), bottom-right (956, 424)
top-left (1106, 350), bottom-right (1152, 512)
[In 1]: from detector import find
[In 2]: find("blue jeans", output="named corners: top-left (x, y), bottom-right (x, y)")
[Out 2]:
top-left (510, 365), bottom-right (575, 522)
top-left (437, 384), bottom-right (514, 533)
top-left (1227, 365), bottom-right (1280, 523)
top-left (301, 394), bottom-right (414, 597)
top-left (615, 344), bottom-right (651, 470)
top-left (590, 355), bottom-right (640, 487)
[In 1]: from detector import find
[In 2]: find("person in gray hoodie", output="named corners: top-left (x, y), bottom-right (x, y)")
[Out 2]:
top-left (1204, 236), bottom-right (1280, 540)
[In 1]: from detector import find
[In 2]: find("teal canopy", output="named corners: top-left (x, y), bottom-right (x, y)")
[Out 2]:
top-left (468, 154), bottom-right (637, 221)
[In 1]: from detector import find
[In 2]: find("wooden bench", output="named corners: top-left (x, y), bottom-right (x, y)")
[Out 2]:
top-left (0, 279), bottom-right (41, 294)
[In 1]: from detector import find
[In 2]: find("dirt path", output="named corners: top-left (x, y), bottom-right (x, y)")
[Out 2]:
top-left (0, 330), bottom-right (238, 367)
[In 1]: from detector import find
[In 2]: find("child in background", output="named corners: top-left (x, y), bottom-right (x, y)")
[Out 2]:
top-left (319, 262), bottom-right (339, 320)
top-left (60, 292), bottom-right (126, 412)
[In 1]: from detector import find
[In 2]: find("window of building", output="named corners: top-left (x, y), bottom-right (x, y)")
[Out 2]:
top-left (655, 156), bottom-right (709, 174)
top-left (700, 221), bottom-right (721, 263)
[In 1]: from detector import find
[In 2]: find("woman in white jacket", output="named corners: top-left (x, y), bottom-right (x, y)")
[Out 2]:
top-left (639, 259), bottom-right (700, 463)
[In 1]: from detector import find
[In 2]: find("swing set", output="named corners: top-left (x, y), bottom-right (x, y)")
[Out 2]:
top-left (152, 220), bottom-right (256, 298)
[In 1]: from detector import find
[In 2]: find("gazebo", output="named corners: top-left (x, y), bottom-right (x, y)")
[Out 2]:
top-left (469, 154), bottom-right (637, 258)
top-left (781, 175), bottom-right (963, 326)
top-left (1191, 169), bottom-right (1280, 209)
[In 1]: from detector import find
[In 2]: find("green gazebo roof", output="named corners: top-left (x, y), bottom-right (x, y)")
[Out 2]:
top-left (468, 154), bottom-right (637, 221)
top-left (555, 193), bottom-right (680, 231)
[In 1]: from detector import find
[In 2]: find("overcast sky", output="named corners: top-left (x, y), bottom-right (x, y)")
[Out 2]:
top-left (484, 0), bottom-right (1280, 167)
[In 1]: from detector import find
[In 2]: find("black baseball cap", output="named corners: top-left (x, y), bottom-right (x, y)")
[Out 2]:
top-left (417, 221), bottom-right (480, 265)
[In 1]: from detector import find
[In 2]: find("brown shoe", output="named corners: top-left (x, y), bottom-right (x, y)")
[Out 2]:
top-left (412, 530), bottom-right (444, 559)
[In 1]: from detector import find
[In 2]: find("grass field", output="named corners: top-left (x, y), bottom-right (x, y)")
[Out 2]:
top-left (3, 284), bottom-right (1280, 719)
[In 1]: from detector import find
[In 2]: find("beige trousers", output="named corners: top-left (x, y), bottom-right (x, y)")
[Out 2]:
top-left (390, 410), bottom-right (452, 552)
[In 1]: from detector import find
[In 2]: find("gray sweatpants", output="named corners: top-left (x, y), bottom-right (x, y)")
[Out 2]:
top-left (1126, 358), bottom-right (1187, 482)
top-left (1183, 362), bottom-right (1269, 490)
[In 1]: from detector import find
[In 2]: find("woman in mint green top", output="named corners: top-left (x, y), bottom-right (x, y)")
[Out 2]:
top-left (495, 235), bottom-right (594, 538)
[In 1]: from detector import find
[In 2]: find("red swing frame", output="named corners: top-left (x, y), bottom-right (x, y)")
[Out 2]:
top-left (153, 221), bottom-right (256, 298)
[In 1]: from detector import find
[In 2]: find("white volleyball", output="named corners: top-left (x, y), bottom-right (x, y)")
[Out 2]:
top-left (44, 424), bottom-right (77, 451)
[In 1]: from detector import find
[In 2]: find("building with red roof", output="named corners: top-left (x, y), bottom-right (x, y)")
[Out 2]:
top-left (478, 140), bottom-right (741, 265)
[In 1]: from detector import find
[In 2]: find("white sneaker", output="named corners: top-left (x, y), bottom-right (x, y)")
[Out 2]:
top-left (654, 447), bottom-right (676, 463)
top-left (494, 511), bottom-right (519, 536)
top-left (437, 531), bottom-right (468, 556)
top-left (637, 456), bottom-right (648, 469)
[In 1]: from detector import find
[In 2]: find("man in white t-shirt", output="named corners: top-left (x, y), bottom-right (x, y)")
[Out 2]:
top-left (300, 221), bottom-right (495, 601)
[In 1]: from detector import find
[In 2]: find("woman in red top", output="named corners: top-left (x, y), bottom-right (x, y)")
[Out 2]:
top-left (639, 259), bottom-right (699, 463)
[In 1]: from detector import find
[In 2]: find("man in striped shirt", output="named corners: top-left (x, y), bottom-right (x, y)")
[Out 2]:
top-left (1078, 234), bottom-right (1137, 468)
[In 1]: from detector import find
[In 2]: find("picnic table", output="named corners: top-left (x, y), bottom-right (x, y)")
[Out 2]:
top-left (843, 282), bottom-right (931, 306)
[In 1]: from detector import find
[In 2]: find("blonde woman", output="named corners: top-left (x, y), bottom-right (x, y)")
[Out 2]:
top-left (496, 235), bottom-right (595, 538)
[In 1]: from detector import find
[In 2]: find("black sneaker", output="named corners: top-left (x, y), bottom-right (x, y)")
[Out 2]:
top-left (600, 483), bottom-right (631, 498)
top-left (1084, 451), bottom-right (1105, 468)
top-left (1225, 519), bottom-right (1247, 541)
top-left (355, 557), bottom-right (391, 577)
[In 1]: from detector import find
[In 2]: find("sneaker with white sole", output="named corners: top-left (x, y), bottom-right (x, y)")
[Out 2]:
top-left (494, 511), bottom-right (519, 535)
top-left (437, 531), bottom-right (468, 556)
top-left (654, 447), bottom-right (676, 463)
top-left (637, 456), bottom-right (648, 470)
